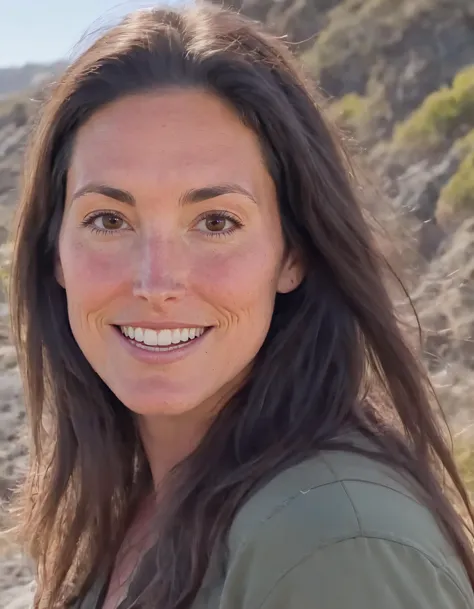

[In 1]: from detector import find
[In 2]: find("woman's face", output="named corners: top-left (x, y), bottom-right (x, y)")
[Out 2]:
top-left (58, 90), bottom-right (301, 422)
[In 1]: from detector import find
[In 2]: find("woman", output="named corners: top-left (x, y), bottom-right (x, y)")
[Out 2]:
top-left (9, 3), bottom-right (474, 609)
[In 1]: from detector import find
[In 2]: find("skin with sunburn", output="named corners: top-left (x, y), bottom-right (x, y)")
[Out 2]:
top-left (57, 90), bottom-right (302, 484)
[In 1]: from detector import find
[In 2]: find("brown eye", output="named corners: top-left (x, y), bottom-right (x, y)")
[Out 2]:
top-left (101, 214), bottom-right (123, 230)
top-left (195, 212), bottom-right (241, 236)
top-left (205, 215), bottom-right (227, 232)
top-left (91, 213), bottom-right (129, 232)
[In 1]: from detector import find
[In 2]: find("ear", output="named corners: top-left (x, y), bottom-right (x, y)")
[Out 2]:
top-left (276, 250), bottom-right (304, 294)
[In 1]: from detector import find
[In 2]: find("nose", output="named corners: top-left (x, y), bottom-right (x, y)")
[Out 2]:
top-left (132, 236), bottom-right (187, 306)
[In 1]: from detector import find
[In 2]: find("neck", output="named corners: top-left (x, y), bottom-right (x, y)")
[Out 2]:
top-left (137, 368), bottom-right (251, 487)
top-left (137, 410), bottom-right (211, 487)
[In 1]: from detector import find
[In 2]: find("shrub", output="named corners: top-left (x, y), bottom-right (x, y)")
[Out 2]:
top-left (454, 438), bottom-right (474, 498)
top-left (328, 92), bottom-right (366, 127)
top-left (302, 0), bottom-right (433, 85)
top-left (454, 127), bottom-right (474, 158)
top-left (436, 150), bottom-right (474, 223)
top-left (10, 102), bottom-right (28, 128)
top-left (0, 92), bottom-right (32, 126)
top-left (393, 65), bottom-right (474, 151)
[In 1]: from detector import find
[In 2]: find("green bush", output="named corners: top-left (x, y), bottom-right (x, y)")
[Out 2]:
top-left (302, 0), bottom-right (432, 81)
top-left (436, 150), bottom-right (474, 223)
top-left (454, 128), bottom-right (474, 158)
top-left (328, 92), bottom-right (366, 127)
top-left (393, 65), bottom-right (474, 151)
top-left (454, 439), bottom-right (474, 498)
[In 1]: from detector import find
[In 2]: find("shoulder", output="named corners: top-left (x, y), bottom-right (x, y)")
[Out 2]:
top-left (227, 446), bottom-right (454, 563)
top-left (220, 447), bottom-right (474, 609)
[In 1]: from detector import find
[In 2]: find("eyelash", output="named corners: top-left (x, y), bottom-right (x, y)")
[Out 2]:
top-left (194, 210), bottom-right (244, 238)
top-left (80, 210), bottom-right (244, 237)
top-left (80, 211), bottom-right (130, 236)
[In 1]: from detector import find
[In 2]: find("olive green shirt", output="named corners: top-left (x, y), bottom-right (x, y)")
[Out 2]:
top-left (79, 448), bottom-right (474, 608)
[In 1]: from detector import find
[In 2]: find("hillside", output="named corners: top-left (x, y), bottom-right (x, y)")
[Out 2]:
top-left (1, 0), bottom-right (474, 606)
top-left (221, 0), bottom-right (474, 254)
top-left (0, 62), bottom-right (65, 98)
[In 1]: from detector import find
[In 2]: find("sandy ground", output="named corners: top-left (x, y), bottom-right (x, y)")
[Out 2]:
top-left (0, 303), bottom-right (34, 608)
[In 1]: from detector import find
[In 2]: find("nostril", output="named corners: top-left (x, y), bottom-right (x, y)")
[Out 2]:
top-left (132, 281), bottom-right (186, 303)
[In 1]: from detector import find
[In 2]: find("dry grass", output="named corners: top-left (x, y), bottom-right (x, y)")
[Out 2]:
top-left (406, 217), bottom-right (474, 496)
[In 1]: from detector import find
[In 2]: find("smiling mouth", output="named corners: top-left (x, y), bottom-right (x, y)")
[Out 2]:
top-left (115, 325), bottom-right (210, 352)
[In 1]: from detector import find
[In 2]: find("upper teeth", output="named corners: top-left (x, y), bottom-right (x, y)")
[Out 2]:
top-left (120, 326), bottom-right (205, 346)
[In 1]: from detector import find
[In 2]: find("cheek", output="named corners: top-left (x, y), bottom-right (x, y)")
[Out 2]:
top-left (194, 239), bottom-right (281, 319)
top-left (59, 237), bottom-right (128, 311)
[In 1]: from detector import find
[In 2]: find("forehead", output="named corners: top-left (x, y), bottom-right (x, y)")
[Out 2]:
top-left (68, 90), bottom-right (271, 193)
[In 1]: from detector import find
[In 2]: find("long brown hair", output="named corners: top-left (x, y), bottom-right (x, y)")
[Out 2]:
top-left (9, 3), bottom-right (474, 608)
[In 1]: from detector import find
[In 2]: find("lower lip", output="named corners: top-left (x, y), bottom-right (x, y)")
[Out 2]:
top-left (113, 326), bottom-right (211, 364)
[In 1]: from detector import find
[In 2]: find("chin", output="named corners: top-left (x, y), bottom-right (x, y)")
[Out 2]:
top-left (109, 379), bottom-right (213, 419)
top-left (125, 398), bottom-right (198, 418)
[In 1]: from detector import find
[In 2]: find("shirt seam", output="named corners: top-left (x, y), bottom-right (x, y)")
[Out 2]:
top-left (254, 535), bottom-right (471, 609)
top-left (234, 476), bottom-right (426, 554)
top-left (319, 455), bottom-right (364, 534)
top-left (319, 453), bottom-right (425, 508)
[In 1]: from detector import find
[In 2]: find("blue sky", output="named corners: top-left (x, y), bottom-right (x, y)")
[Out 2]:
top-left (1, 0), bottom-right (182, 68)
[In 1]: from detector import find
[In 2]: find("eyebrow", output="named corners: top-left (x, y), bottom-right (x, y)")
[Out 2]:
top-left (71, 182), bottom-right (258, 206)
